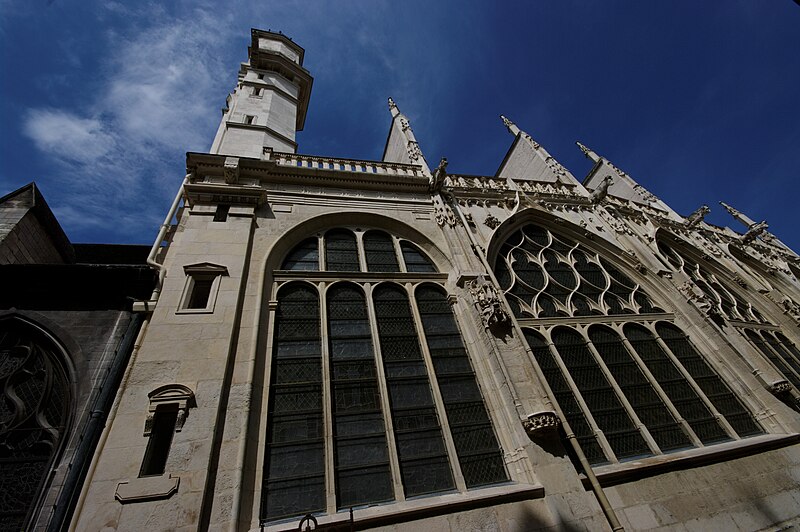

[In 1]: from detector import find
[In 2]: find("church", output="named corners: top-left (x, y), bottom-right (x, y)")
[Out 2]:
top-left (3, 28), bottom-right (800, 531)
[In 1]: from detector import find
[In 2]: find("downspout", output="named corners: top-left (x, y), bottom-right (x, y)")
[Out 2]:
top-left (442, 190), bottom-right (625, 532)
top-left (147, 173), bottom-right (190, 301)
top-left (48, 313), bottom-right (144, 532)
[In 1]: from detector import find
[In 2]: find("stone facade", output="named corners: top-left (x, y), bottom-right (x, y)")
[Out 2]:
top-left (71, 29), bottom-right (800, 532)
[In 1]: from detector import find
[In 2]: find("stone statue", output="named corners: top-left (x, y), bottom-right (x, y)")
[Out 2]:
top-left (431, 157), bottom-right (448, 191)
top-left (468, 275), bottom-right (509, 329)
top-left (684, 205), bottom-right (710, 229)
top-left (589, 175), bottom-right (614, 204)
top-left (741, 220), bottom-right (768, 245)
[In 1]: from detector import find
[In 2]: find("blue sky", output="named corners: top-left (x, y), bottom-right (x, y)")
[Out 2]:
top-left (2, 2), bottom-right (799, 249)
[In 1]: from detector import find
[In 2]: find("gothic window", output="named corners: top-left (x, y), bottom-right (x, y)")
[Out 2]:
top-left (0, 319), bottom-right (71, 530)
top-left (494, 223), bottom-right (763, 466)
top-left (658, 239), bottom-right (800, 406)
top-left (262, 229), bottom-right (507, 524)
top-left (140, 384), bottom-right (195, 478)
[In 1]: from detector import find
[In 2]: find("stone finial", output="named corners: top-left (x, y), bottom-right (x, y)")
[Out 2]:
top-left (684, 205), bottom-right (710, 229)
top-left (589, 175), bottom-right (614, 204)
top-left (388, 96), bottom-right (399, 117)
top-left (576, 141), bottom-right (600, 163)
top-left (500, 115), bottom-right (521, 137)
top-left (720, 201), bottom-right (758, 228)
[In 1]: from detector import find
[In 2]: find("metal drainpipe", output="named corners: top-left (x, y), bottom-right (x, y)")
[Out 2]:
top-left (147, 174), bottom-right (190, 301)
top-left (47, 313), bottom-right (144, 532)
top-left (442, 190), bottom-right (625, 532)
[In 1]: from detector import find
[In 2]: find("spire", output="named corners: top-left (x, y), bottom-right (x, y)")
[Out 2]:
top-left (381, 97), bottom-right (430, 173)
top-left (576, 141), bottom-right (600, 163)
top-left (719, 202), bottom-right (757, 228)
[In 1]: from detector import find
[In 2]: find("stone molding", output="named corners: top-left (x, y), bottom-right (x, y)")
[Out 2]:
top-left (115, 474), bottom-right (180, 504)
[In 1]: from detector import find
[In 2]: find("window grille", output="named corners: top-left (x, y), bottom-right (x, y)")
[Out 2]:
top-left (263, 231), bottom-right (506, 523)
top-left (0, 320), bottom-right (70, 530)
top-left (325, 229), bottom-right (360, 271)
top-left (280, 228), bottom-right (437, 274)
top-left (494, 222), bottom-right (764, 465)
top-left (327, 283), bottom-right (393, 508)
top-left (364, 230), bottom-right (400, 272)
top-left (416, 285), bottom-right (507, 487)
top-left (263, 284), bottom-right (325, 521)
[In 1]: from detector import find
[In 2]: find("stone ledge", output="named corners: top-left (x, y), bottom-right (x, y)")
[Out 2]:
top-left (258, 482), bottom-right (544, 532)
top-left (115, 474), bottom-right (180, 504)
top-left (581, 432), bottom-right (800, 489)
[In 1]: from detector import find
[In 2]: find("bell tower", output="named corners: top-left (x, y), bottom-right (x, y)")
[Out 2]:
top-left (209, 29), bottom-right (313, 157)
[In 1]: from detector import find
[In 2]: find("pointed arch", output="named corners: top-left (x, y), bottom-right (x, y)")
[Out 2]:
top-left (0, 315), bottom-right (74, 530)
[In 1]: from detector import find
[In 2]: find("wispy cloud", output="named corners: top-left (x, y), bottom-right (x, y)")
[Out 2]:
top-left (19, 7), bottom-right (235, 241)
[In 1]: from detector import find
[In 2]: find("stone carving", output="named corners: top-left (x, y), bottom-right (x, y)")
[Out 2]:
top-left (781, 297), bottom-right (800, 323)
top-left (399, 117), bottom-right (410, 131)
top-left (463, 212), bottom-right (475, 226)
top-left (677, 281), bottom-right (722, 320)
top-left (545, 156), bottom-right (569, 180)
top-left (732, 275), bottom-right (748, 288)
top-left (624, 249), bottom-right (648, 274)
top-left (223, 156), bottom-right (240, 184)
top-left (468, 275), bottom-right (510, 329)
top-left (406, 141), bottom-right (421, 161)
top-left (484, 214), bottom-right (501, 229)
top-left (522, 411), bottom-right (561, 440)
top-left (388, 97), bottom-right (397, 112)
top-left (598, 207), bottom-right (634, 236)
top-left (741, 221), bottom-right (768, 245)
top-left (590, 175), bottom-right (614, 204)
top-left (633, 184), bottom-right (658, 203)
top-left (431, 157), bottom-right (447, 191)
top-left (770, 380), bottom-right (792, 394)
top-left (684, 205), bottom-right (710, 229)
top-left (434, 202), bottom-right (459, 228)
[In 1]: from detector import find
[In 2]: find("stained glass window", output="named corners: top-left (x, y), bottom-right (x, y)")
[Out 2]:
top-left (282, 237), bottom-right (319, 270)
top-left (263, 283), bottom-right (325, 521)
top-left (327, 283), bottom-right (393, 508)
top-left (0, 319), bottom-right (70, 531)
top-left (416, 284), bottom-right (507, 487)
top-left (373, 284), bottom-right (454, 496)
top-left (325, 229), bottom-right (360, 271)
top-left (364, 231), bottom-right (400, 273)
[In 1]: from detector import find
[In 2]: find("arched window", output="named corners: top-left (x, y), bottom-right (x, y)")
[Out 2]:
top-left (658, 238), bottom-right (800, 408)
top-left (0, 318), bottom-right (71, 530)
top-left (262, 229), bottom-right (507, 524)
top-left (263, 283), bottom-right (324, 521)
top-left (494, 222), bottom-right (763, 465)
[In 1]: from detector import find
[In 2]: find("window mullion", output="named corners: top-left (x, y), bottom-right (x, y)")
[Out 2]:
top-left (356, 231), bottom-right (368, 272)
top-left (317, 234), bottom-right (324, 270)
top-left (364, 282), bottom-right (405, 503)
top-left (761, 331), bottom-right (800, 386)
top-left (616, 325), bottom-right (703, 448)
top-left (395, 237), bottom-right (408, 273)
top-left (649, 324), bottom-right (740, 440)
top-left (319, 281), bottom-right (337, 513)
top-left (407, 282), bottom-right (467, 492)
top-left (580, 326), bottom-right (661, 456)
top-left (542, 330), bottom-right (618, 464)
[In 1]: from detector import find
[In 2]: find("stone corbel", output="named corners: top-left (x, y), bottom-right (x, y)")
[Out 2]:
top-left (522, 411), bottom-right (561, 441)
top-left (770, 380), bottom-right (792, 395)
top-left (466, 275), bottom-right (510, 330)
top-left (224, 156), bottom-right (240, 184)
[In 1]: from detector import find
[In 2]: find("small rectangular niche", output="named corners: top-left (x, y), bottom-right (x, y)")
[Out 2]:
top-left (243, 115), bottom-right (256, 125)
top-left (252, 86), bottom-right (263, 97)
top-left (140, 406), bottom-right (178, 477)
top-left (213, 204), bottom-right (230, 222)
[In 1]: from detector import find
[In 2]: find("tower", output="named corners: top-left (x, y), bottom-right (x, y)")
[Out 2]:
top-left (209, 29), bottom-right (313, 157)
